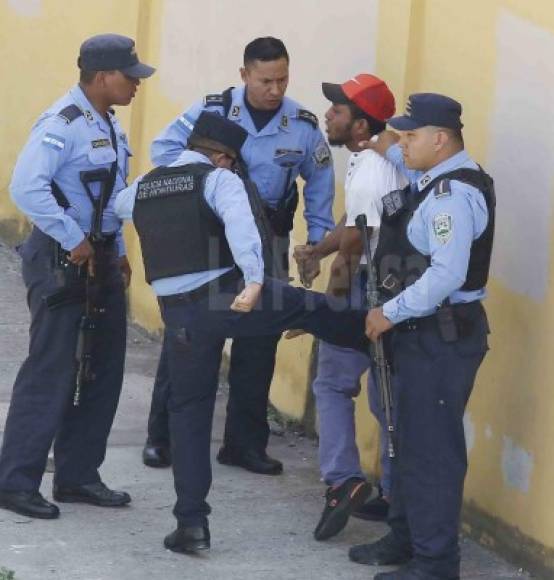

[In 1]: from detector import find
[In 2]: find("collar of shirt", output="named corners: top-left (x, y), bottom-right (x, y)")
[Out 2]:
top-left (415, 149), bottom-right (472, 191)
top-left (68, 84), bottom-right (113, 135)
top-left (171, 150), bottom-right (215, 168)
top-left (230, 86), bottom-right (291, 137)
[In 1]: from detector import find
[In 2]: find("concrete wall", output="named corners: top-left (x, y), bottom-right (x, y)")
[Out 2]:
top-left (2, 0), bottom-right (554, 574)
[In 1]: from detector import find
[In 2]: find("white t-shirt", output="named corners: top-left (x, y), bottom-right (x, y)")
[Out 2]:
top-left (344, 149), bottom-right (408, 259)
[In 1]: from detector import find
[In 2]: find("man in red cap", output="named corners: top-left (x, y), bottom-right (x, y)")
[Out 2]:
top-left (293, 74), bottom-right (407, 541)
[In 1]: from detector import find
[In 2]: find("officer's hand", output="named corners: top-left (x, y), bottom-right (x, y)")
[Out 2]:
top-left (69, 238), bottom-right (94, 267)
top-left (358, 130), bottom-right (399, 157)
top-left (365, 307), bottom-right (393, 343)
top-left (230, 282), bottom-right (263, 313)
top-left (293, 245), bottom-right (321, 288)
top-left (119, 256), bottom-right (132, 288)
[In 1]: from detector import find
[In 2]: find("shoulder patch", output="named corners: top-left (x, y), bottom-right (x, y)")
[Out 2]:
top-left (204, 93), bottom-right (225, 107)
top-left (432, 213), bottom-right (453, 245)
top-left (297, 109), bottom-right (318, 129)
top-left (434, 178), bottom-right (451, 199)
top-left (313, 141), bottom-right (331, 168)
top-left (57, 104), bottom-right (83, 125)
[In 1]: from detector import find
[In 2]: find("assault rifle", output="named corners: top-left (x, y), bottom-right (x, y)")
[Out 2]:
top-left (72, 168), bottom-right (112, 406)
top-left (355, 213), bottom-right (395, 458)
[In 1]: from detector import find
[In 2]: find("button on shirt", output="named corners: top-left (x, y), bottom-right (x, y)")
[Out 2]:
top-left (344, 149), bottom-right (408, 260)
top-left (115, 150), bottom-right (264, 296)
top-left (382, 145), bottom-right (489, 324)
top-left (10, 85), bottom-right (131, 256)
top-left (150, 86), bottom-right (335, 242)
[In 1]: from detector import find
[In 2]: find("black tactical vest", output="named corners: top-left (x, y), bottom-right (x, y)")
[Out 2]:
top-left (373, 167), bottom-right (495, 300)
top-left (133, 163), bottom-right (235, 283)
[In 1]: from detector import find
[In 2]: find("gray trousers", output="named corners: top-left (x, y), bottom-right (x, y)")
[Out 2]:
top-left (312, 274), bottom-right (395, 493)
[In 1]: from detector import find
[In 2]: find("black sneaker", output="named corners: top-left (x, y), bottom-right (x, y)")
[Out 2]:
top-left (313, 478), bottom-right (372, 541)
top-left (352, 492), bottom-right (389, 522)
top-left (349, 532), bottom-right (413, 566)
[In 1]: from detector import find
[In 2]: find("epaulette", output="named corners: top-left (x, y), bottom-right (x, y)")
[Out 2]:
top-left (57, 104), bottom-right (83, 124)
top-left (297, 109), bottom-right (318, 129)
top-left (204, 93), bottom-right (225, 107)
top-left (434, 178), bottom-right (451, 199)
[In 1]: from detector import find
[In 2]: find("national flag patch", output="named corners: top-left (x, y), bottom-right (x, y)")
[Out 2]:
top-left (178, 115), bottom-right (195, 131)
top-left (42, 133), bottom-right (65, 151)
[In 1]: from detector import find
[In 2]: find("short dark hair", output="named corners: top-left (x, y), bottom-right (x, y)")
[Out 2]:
top-left (79, 69), bottom-right (98, 84)
top-left (347, 102), bottom-right (386, 136)
top-left (444, 127), bottom-right (465, 147)
top-left (244, 37), bottom-right (289, 66)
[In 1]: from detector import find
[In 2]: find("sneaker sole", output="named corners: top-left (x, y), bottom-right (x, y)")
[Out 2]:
top-left (314, 482), bottom-right (372, 541)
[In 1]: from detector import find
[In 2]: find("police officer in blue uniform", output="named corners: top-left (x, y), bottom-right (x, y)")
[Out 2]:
top-left (348, 94), bottom-right (494, 579)
top-left (115, 110), bottom-right (366, 553)
top-left (142, 37), bottom-right (335, 475)
top-left (0, 34), bottom-right (155, 520)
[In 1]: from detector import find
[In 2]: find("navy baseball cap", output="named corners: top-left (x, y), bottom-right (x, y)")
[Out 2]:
top-left (78, 34), bottom-right (155, 79)
top-left (189, 111), bottom-right (248, 160)
top-left (388, 93), bottom-right (463, 130)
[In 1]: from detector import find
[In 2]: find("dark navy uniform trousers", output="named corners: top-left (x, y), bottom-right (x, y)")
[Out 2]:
top-left (387, 303), bottom-right (489, 579)
top-left (147, 237), bottom-right (290, 453)
top-left (0, 228), bottom-right (126, 492)
top-left (157, 271), bottom-right (368, 528)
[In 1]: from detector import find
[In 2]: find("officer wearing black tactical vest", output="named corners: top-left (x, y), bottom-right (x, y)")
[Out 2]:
top-left (143, 37), bottom-right (336, 476)
top-left (350, 94), bottom-right (495, 580)
top-left (116, 111), bottom-right (371, 554)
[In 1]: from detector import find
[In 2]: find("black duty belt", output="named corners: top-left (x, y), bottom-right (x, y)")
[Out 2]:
top-left (90, 233), bottom-right (117, 247)
top-left (395, 301), bottom-right (484, 336)
top-left (158, 268), bottom-right (241, 308)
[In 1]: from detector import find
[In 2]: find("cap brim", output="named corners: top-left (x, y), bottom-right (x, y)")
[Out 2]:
top-left (120, 62), bottom-right (156, 79)
top-left (322, 82), bottom-right (351, 105)
top-left (388, 115), bottom-right (426, 130)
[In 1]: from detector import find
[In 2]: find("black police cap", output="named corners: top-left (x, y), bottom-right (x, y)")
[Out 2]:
top-left (189, 111), bottom-right (248, 160)
top-left (78, 33), bottom-right (155, 79)
top-left (389, 93), bottom-right (463, 131)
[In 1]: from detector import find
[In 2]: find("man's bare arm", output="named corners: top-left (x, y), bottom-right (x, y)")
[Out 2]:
top-left (326, 226), bottom-right (370, 296)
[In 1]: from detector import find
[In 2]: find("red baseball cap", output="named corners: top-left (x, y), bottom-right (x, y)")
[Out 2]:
top-left (322, 74), bottom-right (395, 122)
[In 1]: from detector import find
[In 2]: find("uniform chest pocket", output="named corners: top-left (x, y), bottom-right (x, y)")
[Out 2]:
top-left (88, 146), bottom-right (117, 166)
top-left (273, 148), bottom-right (304, 168)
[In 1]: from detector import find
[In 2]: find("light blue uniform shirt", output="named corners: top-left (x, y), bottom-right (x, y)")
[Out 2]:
top-left (115, 150), bottom-right (264, 296)
top-left (150, 86), bottom-right (335, 242)
top-left (10, 85), bottom-right (131, 256)
top-left (382, 145), bottom-right (489, 324)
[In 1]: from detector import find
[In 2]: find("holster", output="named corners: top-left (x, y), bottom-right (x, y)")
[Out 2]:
top-left (45, 235), bottom-right (116, 311)
top-left (264, 182), bottom-right (299, 237)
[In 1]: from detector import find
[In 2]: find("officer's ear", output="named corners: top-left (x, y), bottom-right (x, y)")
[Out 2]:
top-left (240, 66), bottom-right (248, 84)
top-left (212, 151), bottom-right (235, 169)
top-left (432, 128), bottom-right (450, 152)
